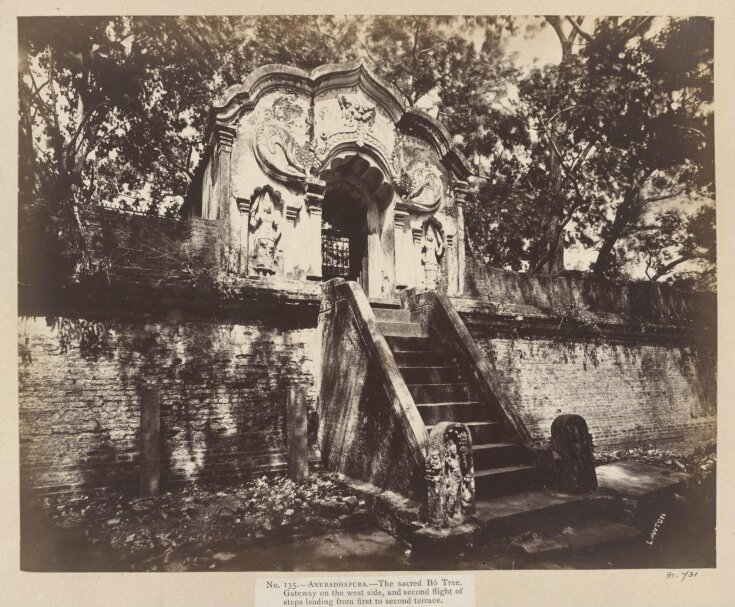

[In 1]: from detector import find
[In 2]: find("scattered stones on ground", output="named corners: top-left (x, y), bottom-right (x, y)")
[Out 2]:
top-left (35, 472), bottom-right (368, 571)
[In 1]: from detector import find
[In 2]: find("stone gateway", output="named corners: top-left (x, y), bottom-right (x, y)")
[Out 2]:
top-left (186, 60), bottom-right (471, 298)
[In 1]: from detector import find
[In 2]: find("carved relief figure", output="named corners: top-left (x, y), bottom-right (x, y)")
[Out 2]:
top-left (424, 448), bottom-right (444, 527)
top-left (421, 220), bottom-right (445, 290)
top-left (249, 190), bottom-right (282, 275)
top-left (424, 424), bottom-right (476, 528)
top-left (451, 428), bottom-right (474, 513)
top-left (315, 94), bottom-right (400, 179)
top-left (444, 440), bottom-right (463, 519)
top-left (338, 94), bottom-right (376, 128)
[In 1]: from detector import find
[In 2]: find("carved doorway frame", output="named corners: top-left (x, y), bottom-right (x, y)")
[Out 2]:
top-left (319, 152), bottom-right (395, 299)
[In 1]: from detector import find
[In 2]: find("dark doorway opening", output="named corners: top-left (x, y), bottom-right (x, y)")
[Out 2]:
top-left (321, 194), bottom-right (367, 290)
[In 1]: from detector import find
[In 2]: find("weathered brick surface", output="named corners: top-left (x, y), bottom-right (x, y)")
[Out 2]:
top-left (18, 316), bottom-right (319, 494)
top-left (473, 334), bottom-right (716, 451)
top-left (464, 260), bottom-right (716, 327)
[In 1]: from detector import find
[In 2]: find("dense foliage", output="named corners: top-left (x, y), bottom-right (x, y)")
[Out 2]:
top-left (18, 15), bottom-right (715, 287)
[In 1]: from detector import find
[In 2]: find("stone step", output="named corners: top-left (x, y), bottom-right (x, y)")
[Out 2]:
top-left (466, 421), bottom-right (506, 444)
top-left (426, 421), bottom-right (505, 444)
top-left (415, 401), bottom-right (485, 425)
top-left (393, 350), bottom-right (453, 367)
top-left (399, 366), bottom-right (462, 384)
top-left (372, 307), bottom-right (412, 323)
top-left (509, 522), bottom-right (641, 557)
top-left (408, 382), bottom-right (471, 403)
top-left (474, 465), bottom-right (536, 499)
top-left (369, 298), bottom-right (402, 309)
top-left (377, 321), bottom-right (426, 337)
top-left (472, 442), bottom-right (528, 470)
top-left (385, 335), bottom-right (435, 351)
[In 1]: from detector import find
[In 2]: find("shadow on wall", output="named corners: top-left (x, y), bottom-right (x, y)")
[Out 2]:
top-left (19, 315), bottom-right (319, 494)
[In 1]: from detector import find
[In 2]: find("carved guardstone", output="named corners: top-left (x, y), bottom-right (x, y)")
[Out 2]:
top-left (424, 422), bottom-right (475, 528)
top-left (550, 414), bottom-right (598, 494)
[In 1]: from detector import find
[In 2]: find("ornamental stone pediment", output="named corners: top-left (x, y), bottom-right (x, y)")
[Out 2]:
top-left (211, 60), bottom-right (470, 212)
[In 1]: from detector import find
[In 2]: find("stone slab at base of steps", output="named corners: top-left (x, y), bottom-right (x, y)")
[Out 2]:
top-left (509, 522), bottom-right (641, 557)
top-left (410, 491), bottom-right (619, 556)
top-left (596, 461), bottom-right (694, 499)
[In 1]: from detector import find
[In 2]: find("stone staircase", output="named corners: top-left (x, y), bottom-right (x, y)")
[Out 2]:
top-left (372, 302), bottom-right (535, 499)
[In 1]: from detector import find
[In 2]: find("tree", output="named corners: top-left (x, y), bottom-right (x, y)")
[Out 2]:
top-left (464, 16), bottom-right (713, 287)
top-left (364, 16), bottom-right (453, 106)
top-left (18, 16), bottom-right (361, 281)
top-left (18, 16), bottom-right (715, 289)
top-left (19, 16), bottom-right (148, 278)
top-left (583, 18), bottom-right (714, 278)
top-left (628, 204), bottom-right (715, 283)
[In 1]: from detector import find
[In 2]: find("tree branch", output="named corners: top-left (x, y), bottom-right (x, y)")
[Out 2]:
top-left (564, 16), bottom-right (593, 43)
top-left (28, 71), bottom-right (55, 122)
top-left (566, 16), bottom-right (587, 46)
top-left (641, 188), bottom-right (686, 205)
top-left (545, 16), bottom-right (567, 45)
top-left (417, 41), bottom-right (446, 56)
top-left (651, 255), bottom-right (692, 281)
top-left (623, 16), bottom-right (654, 40)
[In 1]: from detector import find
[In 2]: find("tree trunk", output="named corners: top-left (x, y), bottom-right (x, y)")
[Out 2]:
top-left (538, 146), bottom-right (565, 274)
top-left (532, 20), bottom-right (576, 275)
top-left (593, 192), bottom-right (638, 277)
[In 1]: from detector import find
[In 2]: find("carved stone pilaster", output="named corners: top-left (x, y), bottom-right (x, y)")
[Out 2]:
top-left (393, 207), bottom-right (410, 289)
top-left (394, 208), bottom-right (409, 230)
top-left (445, 234), bottom-right (457, 295)
top-left (305, 178), bottom-right (326, 281)
top-left (212, 123), bottom-right (237, 272)
top-left (412, 227), bottom-right (424, 289)
top-left (452, 181), bottom-right (468, 295)
top-left (236, 198), bottom-right (252, 276)
top-left (285, 204), bottom-right (301, 225)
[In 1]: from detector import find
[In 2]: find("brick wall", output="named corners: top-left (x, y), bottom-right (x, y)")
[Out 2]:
top-left (18, 316), bottom-right (320, 494)
top-left (458, 260), bottom-right (717, 452)
top-left (472, 333), bottom-right (716, 451)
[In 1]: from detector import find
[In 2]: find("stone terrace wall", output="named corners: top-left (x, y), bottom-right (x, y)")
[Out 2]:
top-left (19, 315), bottom-right (320, 494)
top-left (19, 207), bottom-right (220, 298)
top-left (456, 260), bottom-right (717, 452)
top-left (464, 259), bottom-right (715, 327)
top-left (471, 334), bottom-right (716, 450)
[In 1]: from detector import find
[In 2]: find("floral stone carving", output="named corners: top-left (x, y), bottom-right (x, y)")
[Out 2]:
top-left (314, 95), bottom-right (400, 177)
top-left (424, 422), bottom-right (475, 528)
top-left (254, 94), bottom-right (319, 184)
top-left (400, 160), bottom-right (444, 212)
top-left (338, 94), bottom-right (376, 130)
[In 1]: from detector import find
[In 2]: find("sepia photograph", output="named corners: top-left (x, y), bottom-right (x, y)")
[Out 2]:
top-left (15, 12), bottom-right (719, 583)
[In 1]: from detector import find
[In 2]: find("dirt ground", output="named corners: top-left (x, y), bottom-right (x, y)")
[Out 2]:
top-left (20, 445), bottom-right (716, 572)
top-left (21, 473), bottom-right (376, 571)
